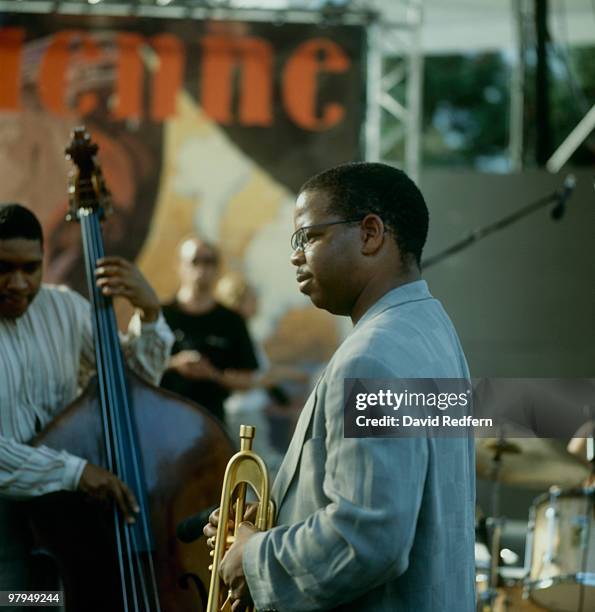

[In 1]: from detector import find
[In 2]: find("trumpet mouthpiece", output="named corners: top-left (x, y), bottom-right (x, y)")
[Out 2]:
top-left (240, 424), bottom-right (255, 440)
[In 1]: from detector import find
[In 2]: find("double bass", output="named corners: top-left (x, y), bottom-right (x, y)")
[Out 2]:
top-left (27, 127), bottom-right (234, 611)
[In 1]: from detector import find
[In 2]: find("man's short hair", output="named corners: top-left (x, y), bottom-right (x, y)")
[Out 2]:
top-left (299, 162), bottom-right (429, 266)
top-left (0, 203), bottom-right (44, 246)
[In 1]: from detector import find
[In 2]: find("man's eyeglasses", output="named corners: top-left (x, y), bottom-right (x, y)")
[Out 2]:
top-left (191, 255), bottom-right (218, 267)
top-left (290, 219), bottom-right (362, 252)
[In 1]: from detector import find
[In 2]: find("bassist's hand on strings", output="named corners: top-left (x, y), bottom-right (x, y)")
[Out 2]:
top-left (95, 256), bottom-right (161, 323)
top-left (78, 463), bottom-right (140, 524)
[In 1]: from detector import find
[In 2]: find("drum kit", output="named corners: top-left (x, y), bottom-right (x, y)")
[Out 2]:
top-left (475, 437), bottom-right (595, 612)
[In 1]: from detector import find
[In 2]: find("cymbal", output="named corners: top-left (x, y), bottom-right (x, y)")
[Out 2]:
top-left (475, 437), bottom-right (590, 489)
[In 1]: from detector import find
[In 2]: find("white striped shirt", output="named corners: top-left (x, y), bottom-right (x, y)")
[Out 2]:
top-left (0, 284), bottom-right (174, 499)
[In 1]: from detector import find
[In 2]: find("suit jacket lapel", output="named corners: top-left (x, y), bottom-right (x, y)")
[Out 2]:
top-left (272, 373), bottom-right (324, 511)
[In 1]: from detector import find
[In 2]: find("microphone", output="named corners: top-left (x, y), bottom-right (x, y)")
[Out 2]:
top-left (176, 504), bottom-right (218, 544)
top-left (551, 174), bottom-right (576, 220)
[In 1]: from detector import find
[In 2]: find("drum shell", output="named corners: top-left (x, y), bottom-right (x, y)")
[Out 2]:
top-left (525, 487), bottom-right (595, 612)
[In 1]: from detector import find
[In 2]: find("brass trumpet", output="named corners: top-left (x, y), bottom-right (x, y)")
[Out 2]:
top-left (207, 425), bottom-right (275, 612)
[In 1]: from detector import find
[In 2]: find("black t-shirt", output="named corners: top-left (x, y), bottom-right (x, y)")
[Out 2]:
top-left (160, 302), bottom-right (259, 423)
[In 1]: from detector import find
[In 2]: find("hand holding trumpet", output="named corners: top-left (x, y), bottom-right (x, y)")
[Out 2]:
top-left (204, 504), bottom-right (259, 611)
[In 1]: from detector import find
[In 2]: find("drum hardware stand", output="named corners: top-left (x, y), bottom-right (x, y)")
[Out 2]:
top-left (578, 417), bottom-right (595, 612)
top-left (482, 436), bottom-right (513, 611)
top-left (481, 435), bottom-right (530, 612)
top-left (577, 486), bottom-right (593, 612)
top-left (482, 515), bottom-right (505, 611)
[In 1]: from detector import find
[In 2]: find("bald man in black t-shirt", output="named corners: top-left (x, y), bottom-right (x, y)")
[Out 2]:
top-left (160, 238), bottom-right (258, 424)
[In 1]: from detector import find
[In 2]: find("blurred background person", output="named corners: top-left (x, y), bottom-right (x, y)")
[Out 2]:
top-left (160, 237), bottom-right (259, 425)
top-left (216, 272), bottom-right (301, 473)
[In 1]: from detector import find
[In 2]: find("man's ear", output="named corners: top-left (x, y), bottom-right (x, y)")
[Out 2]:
top-left (360, 214), bottom-right (385, 255)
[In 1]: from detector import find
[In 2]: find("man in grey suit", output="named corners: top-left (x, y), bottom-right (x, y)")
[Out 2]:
top-left (206, 162), bottom-right (476, 611)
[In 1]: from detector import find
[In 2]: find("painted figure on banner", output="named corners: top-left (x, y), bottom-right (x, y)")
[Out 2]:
top-left (0, 18), bottom-right (365, 374)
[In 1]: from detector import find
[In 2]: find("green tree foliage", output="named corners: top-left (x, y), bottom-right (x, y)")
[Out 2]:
top-left (422, 52), bottom-right (510, 170)
top-left (546, 45), bottom-right (595, 165)
top-left (421, 45), bottom-right (595, 170)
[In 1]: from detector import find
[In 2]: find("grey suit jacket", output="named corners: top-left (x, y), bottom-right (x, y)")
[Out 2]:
top-left (244, 281), bottom-right (476, 611)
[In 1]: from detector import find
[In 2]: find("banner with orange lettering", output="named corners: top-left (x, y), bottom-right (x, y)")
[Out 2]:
top-left (0, 13), bottom-right (365, 372)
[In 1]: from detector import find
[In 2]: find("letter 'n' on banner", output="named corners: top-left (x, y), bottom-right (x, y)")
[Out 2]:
top-left (200, 35), bottom-right (273, 126)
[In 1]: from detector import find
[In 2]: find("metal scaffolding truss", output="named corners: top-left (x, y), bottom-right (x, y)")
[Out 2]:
top-left (358, 0), bottom-right (424, 181)
top-left (1, 0), bottom-right (425, 178)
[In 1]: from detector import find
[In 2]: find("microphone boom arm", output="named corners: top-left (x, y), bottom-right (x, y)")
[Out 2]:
top-left (422, 176), bottom-right (575, 270)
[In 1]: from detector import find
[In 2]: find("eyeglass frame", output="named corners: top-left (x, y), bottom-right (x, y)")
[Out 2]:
top-left (290, 218), bottom-right (363, 252)
top-left (191, 255), bottom-right (219, 266)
